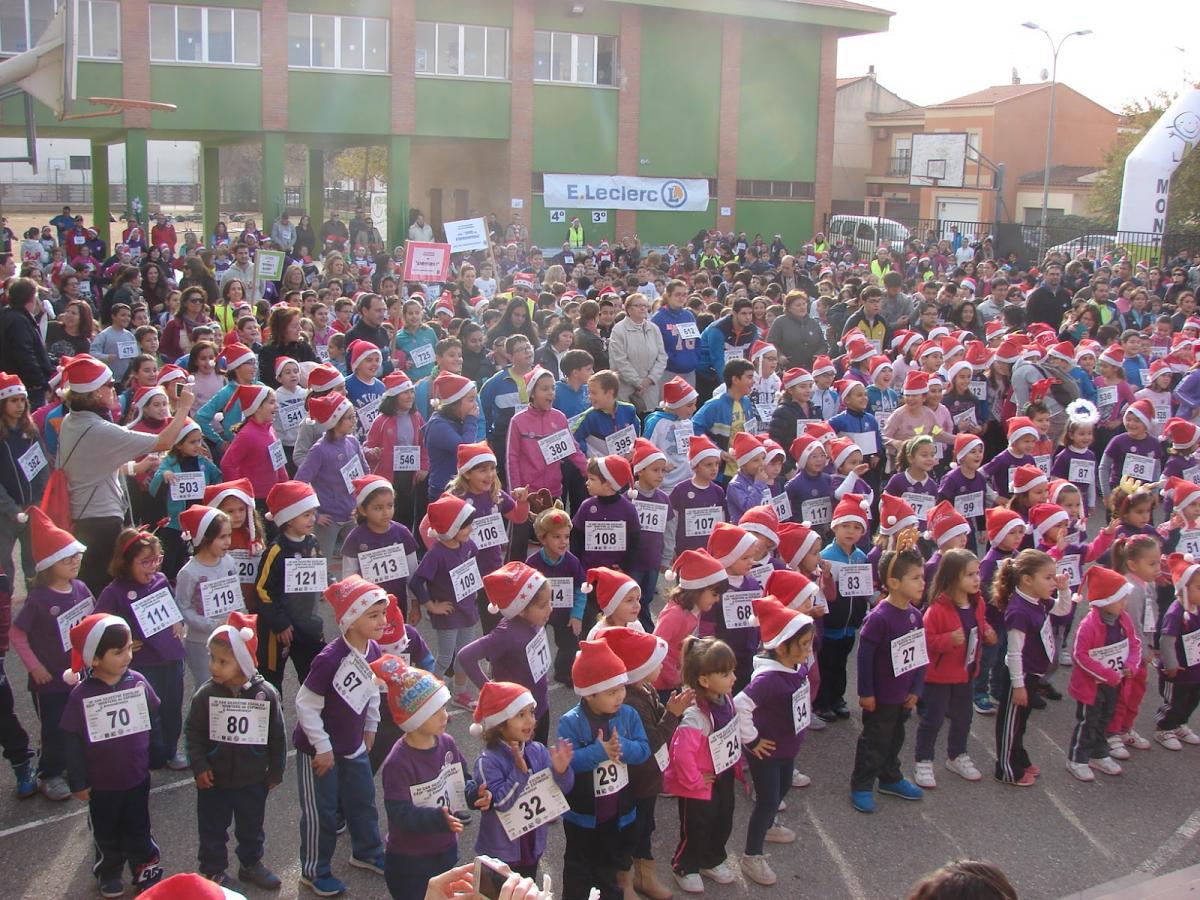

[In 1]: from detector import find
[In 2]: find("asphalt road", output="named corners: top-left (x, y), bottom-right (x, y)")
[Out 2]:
top-left (2, 591), bottom-right (1198, 900)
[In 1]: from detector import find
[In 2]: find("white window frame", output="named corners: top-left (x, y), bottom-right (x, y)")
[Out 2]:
top-left (533, 30), bottom-right (615, 86)
top-left (76, 0), bottom-right (121, 60)
top-left (149, 4), bottom-right (260, 66)
top-left (415, 21), bottom-right (508, 80)
top-left (0, 0), bottom-right (55, 55)
top-left (287, 13), bottom-right (388, 72)
top-left (966, 129), bottom-right (982, 162)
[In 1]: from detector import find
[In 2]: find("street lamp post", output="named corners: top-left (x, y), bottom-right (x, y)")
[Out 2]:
top-left (1023, 22), bottom-right (1092, 255)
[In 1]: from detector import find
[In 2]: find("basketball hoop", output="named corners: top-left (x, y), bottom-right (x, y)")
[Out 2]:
top-left (61, 96), bottom-right (177, 121)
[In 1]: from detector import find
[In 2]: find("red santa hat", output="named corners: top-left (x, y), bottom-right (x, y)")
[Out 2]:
top-left (631, 437), bottom-right (666, 474)
top-left (1169, 552), bottom-right (1200, 597)
top-left (831, 492), bottom-right (870, 530)
top-left (426, 494), bottom-right (476, 540)
top-left (892, 330), bottom-right (922, 355)
top-left (738, 504), bottom-right (780, 546)
top-left (731, 432), bottom-right (765, 466)
top-left (1048, 478), bottom-right (1077, 506)
top-left (1011, 464), bottom-right (1048, 494)
top-left (457, 441), bottom-right (497, 475)
top-left (668, 549), bottom-right (727, 590)
top-left (707, 523), bottom-right (758, 567)
top-left (954, 433), bottom-right (984, 464)
top-left (774, 523), bottom-right (816, 568)
top-left (353, 474), bottom-right (394, 508)
top-left (1078, 564), bottom-right (1132, 609)
top-left (1148, 359), bottom-right (1171, 383)
top-left (219, 342), bottom-right (256, 373)
top-left (925, 501), bottom-right (969, 546)
top-left (274, 356), bottom-right (299, 380)
top-left (62, 613), bottom-right (127, 685)
top-left (1029, 503), bottom-right (1070, 544)
top-left (878, 494), bottom-right (918, 537)
top-left (903, 370), bottom-right (930, 395)
top-left (1098, 345), bottom-right (1124, 369)
top-left (749, 340), bottom-right (776, 363)
top-left (307, 363), bottom-right (346, 393)
top-left (64, 355), bottom-right (112, 393)
top-left (571, 639), bottom-right (628, 697)
top-left (754, 596), bottom-right (813, 650)
top-left (916, 341), bottom-right (943, 362)
top-left (325, 576), bottom-right (388, 634)
top-left (661, 376), bottom-right (698, 409)
top-left (433, 373), bottom-right (475, 405)
top-left (688, 435), bottom-right (722, 468)
top-left (264, 480), bottom-right (318, 525)
top-left (583, 566), bottom-right (640, 617)
top-left (1006, 416), bottom-right (1039, 446)
top-left (804, 421), bottom-right (835, 444)
top-left (986, 507), bottom-right (1026, 544)
top-left (208, 611), bottom-right (259, 677)
top-left (1125, 399), bottom-right (1155, 430)
top-left (781, 367), bottom-right (813, 390)
top-left (348, 339), bottom-right (383, 372)
top-left (833, 378), bottom-right (864, 404)
top-left (469, 681), bottom-right (536, 736)
top-left (945, 359), bottom-right (973, 385)
top-left (762, 438), bottom-right (786, 462)
top-left (379, 594), bottom-right (411, 655)
top-left (596, 454), bottom-right (633, 491)
top-left (0, 372), bottom-right (26, 401)
top-left (789, 435), bottom-right (823, 469)
top-left (765, 569), bottom-right (820, 612)
top-left (126, 385), bottom-right (168, 426)
top-left (138, 873), bottom-right (238, 899)
top-left (372, 655), bottom-right (451, 732)
top-left (845, 337), bottom-right (875, 363)
top-left (382, 371), bottom-right (415, 397)
top-left (308, 391), bottom-right (354, 432)
top-left (484, 561), bottom-right (547, 619)
top-left (523, 366), bottom-right (555, 393)
top-left (1074, 341), bottom-right (1099, 363)
top-left (178, 504), bottom-right (223, 547)
top-left (596, 627), bottom-right (669, 684)
top-left (27, 505), bottom-right (86, 571)
top-left (1168, 476), bottom-right (1200, 515)
top-left (965, 342), bottom-right (992, 369)
top-left (810, 355), bottom-right (835, 378)
top-left (827, 436), bottom-right (861, 470)
top-left (993, 338), bottom-right (1025, 365)
top-left (222, 383), bottom-right (270, 421)
top-left (1186, 318), bottom-right (1200, 334)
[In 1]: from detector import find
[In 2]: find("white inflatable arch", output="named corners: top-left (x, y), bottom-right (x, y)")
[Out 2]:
top-left (1117, 89), bottom-right (1200, 236)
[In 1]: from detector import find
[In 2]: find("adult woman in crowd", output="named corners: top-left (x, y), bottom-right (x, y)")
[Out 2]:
top-left (322, 251), bottom-right (349, 287)
top-left (211, 221), bottom-right (231, 247)
top-left (99, 264), bottom-right (141, 327)
top-left (280, 263), bottom-right (307, 298)
top-left (948, 299), bottom-right (984, 340)
top-left (44, 299), bottom-right (94, 362)
top-left (294, 214), bottom-right (316, 257)
top-left (212, 278), bottom-right (247, 333)
top-left (766, 289), bottom-right (827, 369)
top-left (459, 321), bottom-right (496, 384)
top-left (485, 296), bottom-right (539, 349)
top-left (140, 259), bottom-right (171, 316)
top-left (258, 305), bottom-right (318, 388)
top-left (608, 291), bottom-right (667, 413)
top-left (56, 355), bottom-right (196, 593)
top-left (159, 285), bottom-right (211, 361)
top-left (179, 256), bottom-right (219, 315)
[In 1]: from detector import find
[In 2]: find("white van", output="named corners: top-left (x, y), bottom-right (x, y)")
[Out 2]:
top-left (826, 215), bottom-right (910, 256)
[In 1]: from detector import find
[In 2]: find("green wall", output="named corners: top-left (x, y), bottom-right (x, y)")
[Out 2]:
top-left (285, 71), bottom-right (389, 135)
top-left (530, 198), bottom-right (616, 249)
top-left (737, 21), bottom-right (819, 181)
top-left (735, 200), bottom-right (814, 248)
top-left (534, 0), bottom-right (619, 33)
top-left (1, 62), bottom-right (122, 129)
top-left (636, 204), bottom-right (717, 247)
top-left (637, 7), bottom-right (720, 178)
top-left (415, 0), bottom-right (511, 26)
top-left (532, 85), bottom-right (618, 174)
top-left (414, 80), bottom-right (511, 139)
top-left (291, 0), bottom-right (389, 13)
top-left (151, 66), bottom-right (261, 131)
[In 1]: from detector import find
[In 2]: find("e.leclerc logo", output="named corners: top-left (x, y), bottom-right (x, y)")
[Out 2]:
top-left (661, 179), bottom-right (688, 209)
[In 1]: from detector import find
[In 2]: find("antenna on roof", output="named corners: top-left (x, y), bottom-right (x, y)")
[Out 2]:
top-left (1011, 67), bottom-right (1020, 85)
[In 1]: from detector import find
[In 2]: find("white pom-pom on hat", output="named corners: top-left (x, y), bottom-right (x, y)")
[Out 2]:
top-left (1071, 593), bottom-right (1082, 605)
top-left (887, 515), bottom-right (897, 526)
top-left (469, 722), bottom-right (484, 737)
top-left (265, 512), bottom-right (274, 521)
top-left (180, 531), bottom-right (192, 542)
top-left (62, 669), bottom-right (79, 685)
top-left (16, 512), bottom-right (27, 524)
top-left (239, 626), bottom-right (254, 642)
top-left (212, 412), bottom-right (224, 424)
top-left (800, 520), bottom-right (813, 528)
top-left (487, 603), bottom-right (500, 615)
top-left (664, 568), bottom-right (678, 584)
top-left (580, 582), bottom-right (593, 594)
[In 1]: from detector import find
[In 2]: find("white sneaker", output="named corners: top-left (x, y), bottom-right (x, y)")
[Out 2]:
top-left (777, 799), bottom-right (786, 812)
top-left (166, 751), bottom-right (190, 771)
top-left (674, 872), bottom-right (704, 893)
top-left (807, 715), bottom-right (827, 731)
top-left (740, 855), bottom-right (777, 886)
top-left (1106, 735), bottom-right (1131, 760)
top-left (699, 861), bottom-right (735, 884)
top-left (1065, 760), bottom-right (1095, 782)
top-left (944, 754), bottom-right (982, 782)
top-left (1156, 730), bottom-right (1183, 751)
top-left (1125, 729), bottom-right (1152, 750)
top-left (765, 822), bottom-right (795, 844)
top-left (1058, 646), bottom-right (1073, 666)
top-left (1175, 725), bottom-right (1200, 745)
top-left (913, 760), bottom-right (937, 788)
top-left (1089, 756), bottom-right (1123, 776)
top-left (791, 770), bottom-right (811, 788)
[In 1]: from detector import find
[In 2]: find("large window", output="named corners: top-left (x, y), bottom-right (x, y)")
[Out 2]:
top-left (0, 0), bottom-right (54, 55)
top-left (77, 1), bottom-right (120, 60)
top-left (533, 30), bottom-right (616, 86)
top-left (149, 4), bottom-right (260, 65)
top-left (414, 22), bottom-right (508, 80)
top-left (288, 13), bottom-right (387, 72)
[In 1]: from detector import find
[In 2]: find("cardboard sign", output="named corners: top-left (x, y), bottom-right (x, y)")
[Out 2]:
top-left (403, 242), bottom-right (452, 282)
top-left (442, 217), bottom-right (490, 253)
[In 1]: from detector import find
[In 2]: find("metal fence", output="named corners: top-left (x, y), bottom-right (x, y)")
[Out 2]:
top-left (0, 182), bottom-right (199, 206)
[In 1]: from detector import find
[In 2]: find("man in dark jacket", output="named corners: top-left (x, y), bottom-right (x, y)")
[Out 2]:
top-left (0, 276), bottom-right (54, 408)
top-left (1026, 262), bottom-right (1072, 330)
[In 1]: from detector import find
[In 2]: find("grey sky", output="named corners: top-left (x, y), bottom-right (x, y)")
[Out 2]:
top-left (837, 0), bottom-right (1197, 112)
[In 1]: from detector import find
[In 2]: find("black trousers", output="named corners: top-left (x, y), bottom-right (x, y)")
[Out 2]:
top-left (76, 516), bottom-right (125, 598)
top-left (258, 623), bottom-right (324, 693)
top-left (850, 702), bottom-right (909, 791)
top-left (0, 664), bottom-right (32, 767)
top-left (1069, 684), bottom-right (1118, 763)
top-left (196, 782), bottom-right (268, 875)
top-left (672, 770), bottom-right (734, 876)
top-left (551, 622), bottom-right (579, 686)
top-left (158, 527), bottom-right (189, 583)
top-left (563, 818), bottom-right (632, 900)
top-left (139, 660), bottom-right (183, 768)
top-left (88, 778), bottom-right (162, 888)
top-left (31, 689), bottom-right (68, 777)
top-left (816, 632), bottom-right (856, 711)
top-left (994, 669), bottom-right (1035, 782)
top-left (1156, 679), bottom-right (1200, 731)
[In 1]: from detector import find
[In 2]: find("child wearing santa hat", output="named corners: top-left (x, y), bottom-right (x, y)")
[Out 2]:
top-left (828, 378), bottom-right (885, 492)
top-left (627, 438), bottom-right (670, 629)
top-left (1152, 553), bottom-right (1200, 751)
top-left (270, 356), bottom-right (307, 473)
top-left (469, 681), bottom-right (575, 881)
top-left (365, 371), bottom-right (428, 533)
top-left (702, 523), bottom-right (764, 693)
top-left (669, 436), bottom-right (727, 557)
top-left (218, 384), bottom-right (287, 507)
top-left (981, 416), bottom-right (1040, 500)
top-left (342, 475), bottom-right (421, 619)
top-left (571, 453), bottom-right (640, 575)
top-left (194, 342), bottom-right (258, 451)
top-left (937, 433), bottom-right (992, 553)
top-left (148, 416), bottom-right (221, 578)
top-left (288, 362), bottom-right (347, 470)
top-left (423, 373), bottom-right (482, 500)
top-left (784, 434), bottom-right (834, 537)
top-left (767, 368), bottom-right (819, 480)
top-left (725, 432), bottom-right (771, 524)
top-left (525, 506), bottom-right (588, 687)
top-left (643, 376), bottom-right (701, 493)
top-left (921, 502), bottom-right (971, 590)
top-left (817, 494), bottom-right (873, 723)
top-left (344, 339), bottom-right (387, 441)
top-left (653, 551), bottom-right (729, 700)
top-left (173, 505), bottom-right (241, 687)
top-left (183, 612), bottom-right (285, 889)
top-left (368, 594), bottom-right (435, 770)
top-left (203, 479), bottom-right (264, 614)
top-left (1099, 399), bottom-right (1165, 494)
top-left (584, 567), bottom-right (645, 640)
top-left (374, 656), bottom-right (492, 900)
top-left (293, 576), bottom-right (390, 895)
top-left (556, 639), bottom-right (651, 900)
top-left (457, 562), bottom-right (555, 745)
top-left (59, 614), bottom-right (165, 896)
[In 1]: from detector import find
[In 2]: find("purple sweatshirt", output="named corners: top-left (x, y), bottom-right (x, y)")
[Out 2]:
top-left (669, 480), bottom-right (727, 554)
top-left (856, 600), bottom-right (927, 703)
top-left (383, 733), bottom-right (475, 856)
top-left (735, 656), bottom-right (811, 759)
top-left (473, 740), bottom-right (574, 866)
top-left (883, 471), bottom-right (940, 526)
top-left (784, 467), bottom-right (835, 531)
top-left (293, 433), bottom-right (368, 522)
top-left (13, 580), bottom-right (93, 694)
top-left (293, 637), bottom-right (382, 757)
top-left (342, 521), bottom-right (420, 616)
top-left (95, 573), bottom-right (185, 668)
top-left (1051, 445), bottom-right (1097, 513)
top-left (571, 493), bottom-right (641, 570)
top-left (457, 617), bottom-right (551, 719)
top-left (726, 472), bottom-right (771, 525)
top-left (936, 466), bottom-right (989, 529)
top-left (60, 669), bottom-right (161, 791)
top-left (526, 548), bottom-right (587, 629)
top-left (982, 448), bottom-right (1034, 498)
top-left (1099, 432), bottom-right (1163, 490)
top-left (460, 488), bottom-right (517, 577)
top-left (411, 540), bottom-right (482, 630)
top-left (1005, 591), bottom-right (1053, 678)
top-left (628, 486), bottom-right (669, 573)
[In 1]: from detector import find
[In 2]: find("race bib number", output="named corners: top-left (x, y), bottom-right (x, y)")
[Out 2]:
top-left (684, 506), bottom-right (723, 537)
top-left (84, 686), bottom-right (151, 742)
top-left (756, 403), bottom-right (777, 424)
top-left (1089, 639), bottom-right (1129, 672)
top-left (231, 550), bottom-right (258, 584)
top-left (411, 762), bottom-right (468, 811)
top-left (749, 561), bottom-right (775, 585)
top-left (724, 346), bottom-right (745, 361)
top-left (585, 520), bottom-right (627, 552)
top-left (770, 493), bottom-right (791, 521)
top-left (707, 717), bottom-right (741, 774)
top-left (538, 430), bottom-right (576, 465)
top-left (954, 491), bottom-right (984, 519)
top-left (316, 344), bottom-right (330, 362)
top-left (633, 500), bottom-right (667, 533)
top-left (800, 497), bottom-right (831, 526)
top-left (966, 627), bottom-right (979, 669)
top-left (208, 697), bottom-right (269, 745)
top-left (409, 344), bottom-right (436, 369)
top-left (605, 425), bottom-right (636, 457)
top-left (1122, 453), bottom-right (1155, 482)
top-left (547, 577), bottom-right (574, 610)
top-left (593, 759), bottom-right (629, 797)
top-left (795, 419), bottom-right (822, 438)
top-left (1097, 386), bottom-right (1118, 409)
top-left (169, 471), bottom-right (206, 502)
top-left (284, 558), bottom-right (327, 593)
top-left (1183, 465), bottom-right (1200, 486)
top-left (953, 407), bottom-right (978, 430)
top-left (356, 397), bottom-right (382, 433)
top-left (1068, 460), bottom-right (1095, 484)
top-left (1143, 597), bottom-right (1157, 634)
top-left (875, 409), bottom-right (892, 431)
top-left (267, 440), bottom-right (286, 472)
top-left (279, 400), bottom-right (306, 431)
top-left (848, 431), bottom-right (878, 456)
top-left (201, 574), bottom-right (245, 620)
top-left (675, 322), bottom-right (700, 342)
top-left (791, 681), bottom-right (811, 734)
top-left (526, 629), bottom-right (551, 682)
top-left (472, 513), bottom-right (506, 550)
top-left (450, 558), bottom-right (482, 602)
top-left (1139, 368), bottom-right (1152, 388)
top-left (333, 652), bottom-right (375, 715)
top-left (654, 744), bottom-right (670, 772)
top-left (496, 769), bottom-right (570, 841)
top-left (340, 455), bottom-right (365, 494)
top-left (1180, 530), bottom-right (1200, 558)
top-left (393, 445), bottom-right (420, 472)
top-left (902, 492), bottom-right (935, 520)
top-left (722, 590), bottom-right (757, 630)
top-left (17, 443), bottom-right (47, 482)
top-left (1154, 403), bottom-right (1170, 425)
top-left (673, 422), bottom-right (692, 456)
top-left (968, 380), bottom-right (987, 401)
top-left (890, 628), bottom-right (929, 677)
top-left (1034, 454), bottom-right (1052, 476)
top-left (358, 545), bottom-right (410, 582)
top-left (838, 564), bottom-right (873, 597)
top-left (1182, 631), bottom-right (1200, 667)
top-left (131, 587), bottom-right (181, 639)
top-left (57, 596), bottom-right (94, 651)
top-left (1040, 616), bottom-right (1055, 658)
top-left (1056, 554), bottom-right (1081, 588)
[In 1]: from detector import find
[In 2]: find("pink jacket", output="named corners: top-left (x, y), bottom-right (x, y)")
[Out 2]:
top-left (365, 409), bottom-right (428, 477)
top-left (505, 405), bottom-right (587, 495)
top-left (662, 702), bottom-right (733, 800)
top-left (219, 418), bottom-right (287, 498)
top-left (652, 603), bottom-right (700, 691)
top-left (1069, 607), bottom-right (1142, 705)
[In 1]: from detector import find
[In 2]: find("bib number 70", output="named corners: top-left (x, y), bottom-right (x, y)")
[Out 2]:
top-left (108, 708), bottom-right (131, 728)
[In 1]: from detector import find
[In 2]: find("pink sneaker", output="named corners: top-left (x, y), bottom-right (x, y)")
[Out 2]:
top-left (452, 691), bottom-right (477, 711)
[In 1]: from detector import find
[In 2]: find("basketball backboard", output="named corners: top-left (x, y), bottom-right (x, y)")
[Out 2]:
top-left (909, 132), bottom-right (968, 189)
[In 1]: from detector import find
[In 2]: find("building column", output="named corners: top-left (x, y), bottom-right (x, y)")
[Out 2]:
top-left (507, 0), bottom-right (534, 221)
top-left (124, 130), bottom-right (149, 227)
top-left (260, 0), bottom-right (288, 131)
top-left (716, 20), bottom-right (742, 234)
top-left (261, 133), bottom-right (285, 224)
top-left (812, 27), bottom-right (838, 236)
top-left (201, 145), bottom-right (220, 245)
top-left (615, 6), bottom-right (641, 238)
top-left (120, 0), bottom-right (152, 131)
top-left (390, 0), bottom-right (416, 135)
top-left (387, 136), bottom-right (410, 250)
top-left (90, 141), bottom-right (110, 246)
top-left (306, 148), bottom-right (324, 231)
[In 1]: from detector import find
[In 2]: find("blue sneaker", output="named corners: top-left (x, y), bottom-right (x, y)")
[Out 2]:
top-left (98, 878), bottom-right (125, 898)
top-left (878, 779), bottom-right (924, 801)
top-left (300, 875), bottom-right (347, 897)
top-left (13, 761), bottom-right (36, 799)
top-left (972, 693), bottom-right (995, 715)
top-left (349, 854), bottom-right (385, 876)
top-left (851, 790), bottom-right (876, 813)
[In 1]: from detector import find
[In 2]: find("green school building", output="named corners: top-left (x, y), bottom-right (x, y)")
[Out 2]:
top-left (0, 0), bottom-right (888, 250)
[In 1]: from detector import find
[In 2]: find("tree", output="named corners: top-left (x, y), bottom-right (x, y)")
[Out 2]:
top-left (329, 147), bottom-right (388, 191)
top-left (1090, 92), bottom-right (1200, 230)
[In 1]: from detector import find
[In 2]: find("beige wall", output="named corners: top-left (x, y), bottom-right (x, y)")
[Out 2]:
top-left (409, 138), bottom-right (510, 233)
top-left (833, 77), bottom-right (915, 204)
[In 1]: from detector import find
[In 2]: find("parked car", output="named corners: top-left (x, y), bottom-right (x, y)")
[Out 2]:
top-left (827, 215), bottom-right (911, 256)
top-left (1046, 233), bottom-right (1118, 258)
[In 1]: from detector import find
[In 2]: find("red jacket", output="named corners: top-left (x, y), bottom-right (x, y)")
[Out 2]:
top-left (922, 593), bottom-right (995, 684)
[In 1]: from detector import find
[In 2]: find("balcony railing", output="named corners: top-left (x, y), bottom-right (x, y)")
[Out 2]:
top-left (886, 156), bottom-right (912, 177)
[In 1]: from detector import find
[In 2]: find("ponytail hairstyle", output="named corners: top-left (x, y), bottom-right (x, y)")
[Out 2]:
top-left (1111, 533), bottom-right (1158, 575)
top-left (928, 548), bottom-right (979, 607)
top-left (680, 636), bottom-right (737, 693)
top-left (896, 434), bottom-right (935, 474)
top-left (991, 548), bottom-right (1054, 612)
